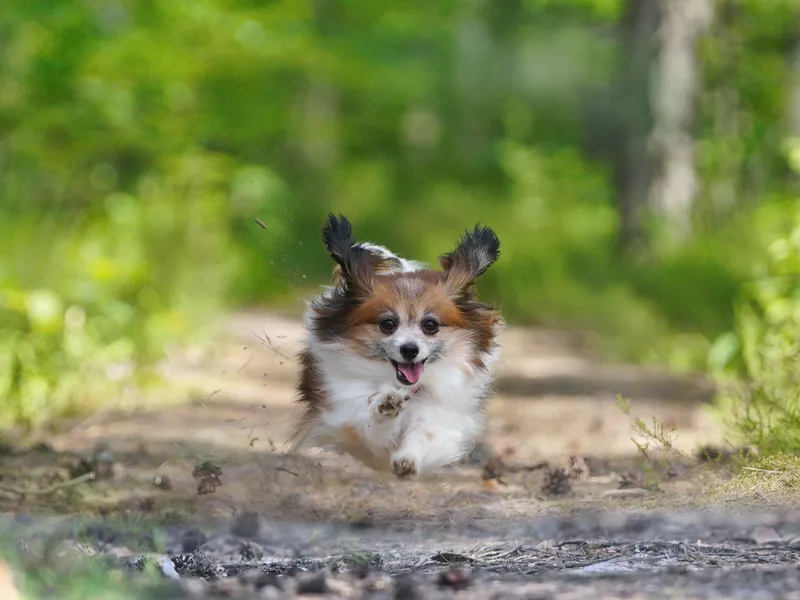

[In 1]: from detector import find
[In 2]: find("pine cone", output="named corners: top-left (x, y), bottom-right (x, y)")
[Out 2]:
top-left (541, 466), bottom-right (572, 496)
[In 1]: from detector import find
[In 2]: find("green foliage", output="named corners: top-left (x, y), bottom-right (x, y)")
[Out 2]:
top-left (0, 152), bottom-right (234, 429)
top-left (2, 0), bottom-right (800, 429)
top-left (710, 141), bottom-right (800, 455)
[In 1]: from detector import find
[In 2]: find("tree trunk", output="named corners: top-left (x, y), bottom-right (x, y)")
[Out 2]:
top-left (295, 0), bottom-right (340, 176)
top-left (613, 0), bottom-right (660, 255)
top-left (648, 0), bottom-right (714, 242)
top-left (596, 0), bottom-right (713, 255)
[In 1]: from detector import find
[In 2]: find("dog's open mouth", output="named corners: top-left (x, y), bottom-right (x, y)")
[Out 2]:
top-left (391, 359), bottom-right (426, 386)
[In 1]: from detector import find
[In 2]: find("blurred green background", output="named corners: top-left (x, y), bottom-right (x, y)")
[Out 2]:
top-left (2, 0), bottom-right (799, 431)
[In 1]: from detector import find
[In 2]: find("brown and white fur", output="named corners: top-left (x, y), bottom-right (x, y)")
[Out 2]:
top-left (289, 214), bottom-right (503, 479)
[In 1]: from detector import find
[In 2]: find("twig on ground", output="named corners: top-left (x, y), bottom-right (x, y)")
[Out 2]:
top-left (0, 472), bottom-right (96, 497)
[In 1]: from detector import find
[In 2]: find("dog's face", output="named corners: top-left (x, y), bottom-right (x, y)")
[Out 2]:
top-left (310, 214), bottom-right (501, 386)
top-left (344, 271), bottom-right (488, 385)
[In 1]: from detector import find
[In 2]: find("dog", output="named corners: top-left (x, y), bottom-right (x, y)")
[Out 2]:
top-left (289, 214), bottom-right (503, 479)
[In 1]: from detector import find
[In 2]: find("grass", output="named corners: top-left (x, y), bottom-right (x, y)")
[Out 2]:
top-left (0, 157), bottom-right (232, 432)
top-left (708, 453), bottom-right (800, 506)
top-left (1, 540), bottom-right (173, 600)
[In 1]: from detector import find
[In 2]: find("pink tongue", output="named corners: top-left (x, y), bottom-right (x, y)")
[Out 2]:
top-left (397, 362), bottom-right (424, 384)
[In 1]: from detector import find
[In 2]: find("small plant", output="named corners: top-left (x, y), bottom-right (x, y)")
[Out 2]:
top-left (708, 148), bottom-right (800, 456)
top-left (616, 395), bottom-right (687, 489)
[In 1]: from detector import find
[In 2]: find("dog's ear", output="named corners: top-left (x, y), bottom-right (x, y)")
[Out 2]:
top-left (440, 224), bottom-right (500, 297)
top-left (321, 213), bottom-right (374, 295)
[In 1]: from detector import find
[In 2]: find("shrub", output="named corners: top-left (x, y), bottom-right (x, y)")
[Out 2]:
top-left (0, 152), bottom-right (235, 430)
top-left (709, 141), bottom-right (800, 455)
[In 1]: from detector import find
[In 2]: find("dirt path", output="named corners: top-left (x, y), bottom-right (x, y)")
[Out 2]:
top-left (22, 311), bottom-right (728, 520)
top-left (4, 311), bottom-right (794, 598)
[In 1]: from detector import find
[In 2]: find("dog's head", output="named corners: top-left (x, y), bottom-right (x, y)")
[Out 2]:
top-left (310, 213), bottom-right (502, 386)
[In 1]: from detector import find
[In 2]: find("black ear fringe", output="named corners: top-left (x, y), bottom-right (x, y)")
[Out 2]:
top-left (320, 213), bottom-right (373, 293)
top-left (440, 224), bottom-right (501, 278)
top-left (321, 213), bottom-right (355, 266)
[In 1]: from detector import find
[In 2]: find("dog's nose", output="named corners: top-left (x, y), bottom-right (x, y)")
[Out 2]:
top-left (399, 343), bottom-right (419, 362)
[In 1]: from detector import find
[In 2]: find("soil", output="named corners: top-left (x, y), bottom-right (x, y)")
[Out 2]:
top-left (2, 311), bottom-right (798, 599)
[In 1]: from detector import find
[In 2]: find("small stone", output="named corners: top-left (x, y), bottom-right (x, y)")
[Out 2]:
top-left (214, 577), bottom-right (244, 595)
top-left (325, 578), bottom-right (352, 595)
top-left (295, 572), bottom-right (328, 594)
top-left (153, 474), bottom-right (172, 490)
top-left (260, 587), bottom-right (282, 600)
top-left (253, 572), bottom-right (282, 590)
top-left (171, 551), bottom-right (217, 580)
top-left (160, 558), bottom-right (180, 580)
top-left (239, 541), bottom-right (265, 561)
top-left (603, 488), bottom-right (648, 499)
top-left (179, 578), bottom-right (206, 597)
top-left (135, 496), bottom-right (155, 512)
top-left (618, 470), bottom-right (644, 489)
top-left (751, 527), bottom-right (783, 545)
top-left (181, 527), bottom-right (208, 553)
top-left (666, 564), bottom-right (690, 575)
top-left (787, 536), bottom-right (800, 549)
top-left (352, 563), bottom-right (371, 579)
top-left (231, 511), bottom-right (262, 538)
top-left (393, 575), bottom-right (420, 600)
top-left (436, 567), bottom-right (471, 591)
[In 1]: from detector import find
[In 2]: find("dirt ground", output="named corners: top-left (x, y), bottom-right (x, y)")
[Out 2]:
top-left (3, 311), bottom-right (799, 599)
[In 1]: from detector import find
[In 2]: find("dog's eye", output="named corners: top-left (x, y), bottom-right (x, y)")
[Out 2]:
top-left (421, 318), bottom-right (440, 335)
top-left (379, 318), bottom-right (397, 334)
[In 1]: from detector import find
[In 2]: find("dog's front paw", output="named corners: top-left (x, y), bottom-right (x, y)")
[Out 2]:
top-left (378, 392), bottom-right (408, 418)
top-left (390, 456), bottom-right (418, 479)
top-left (369, 388), bottom-right (409, 419)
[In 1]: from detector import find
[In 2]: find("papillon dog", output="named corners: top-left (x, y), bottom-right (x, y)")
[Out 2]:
top-left (289, 214), bottom-right (503, 479)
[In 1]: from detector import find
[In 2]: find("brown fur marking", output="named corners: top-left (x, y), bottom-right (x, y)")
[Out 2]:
top-left (289, 349), bottom-right (328, 447)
